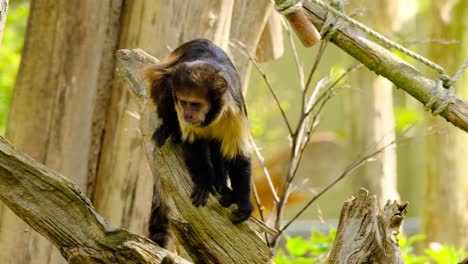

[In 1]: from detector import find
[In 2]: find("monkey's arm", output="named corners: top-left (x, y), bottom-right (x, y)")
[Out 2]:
top-left (227, 156), bottom-right (253, 223)
top-left (182, 140), bottom-right (215, 206)
top-left (153, 92), bottom-right (181, 147)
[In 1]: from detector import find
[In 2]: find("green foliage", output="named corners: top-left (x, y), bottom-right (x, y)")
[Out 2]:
top-left (274, 229), bottom-right (335, 264)
top-left (0, 2), bottom-right (29, 134)
top-left (400, 234), bottom-right (467, 264)
top-left (274, 230), bottom-right (467, 264)
top-left (394, 106), bottom-right (422, 133)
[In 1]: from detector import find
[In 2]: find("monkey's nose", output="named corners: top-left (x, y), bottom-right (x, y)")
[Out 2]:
top-left (184, 114), bottom-right (193, 121)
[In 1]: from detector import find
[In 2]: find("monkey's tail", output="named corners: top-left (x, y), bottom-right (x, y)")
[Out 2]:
top-left (149, 178), bottom-right (173, 248)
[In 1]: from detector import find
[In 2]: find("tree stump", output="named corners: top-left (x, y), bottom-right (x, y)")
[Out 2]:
top-left (328, 189), bottom-right (407, 263)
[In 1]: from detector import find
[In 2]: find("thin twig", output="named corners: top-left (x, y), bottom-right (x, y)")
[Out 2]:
top-left (274, 139), bottom-right (397, 241)
top-left (251, 137), bottom-right (280, 203)
top-left (231, 41), bottom-right (294, 136)
top-left (304, 42), bottom-right (328, 97)
top-left (250, 178), bottom-right (269, 246)
top-left (306, 62), bottom-right (362, 116)
top-left (281, 17), bottom-right (305, 91)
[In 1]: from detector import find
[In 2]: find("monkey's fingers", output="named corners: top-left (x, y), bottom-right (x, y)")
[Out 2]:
top-left (190, 187), bottom-right (209, 207)
top-left (230, 207), bottom-right (252, 224)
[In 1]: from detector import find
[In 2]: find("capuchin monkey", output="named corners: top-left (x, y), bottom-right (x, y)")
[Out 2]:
top-left (142, 39), bottom-right (253, 248)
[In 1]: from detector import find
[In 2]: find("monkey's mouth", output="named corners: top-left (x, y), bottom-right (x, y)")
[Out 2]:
top-left (184, 120), bottom-right (203, 127)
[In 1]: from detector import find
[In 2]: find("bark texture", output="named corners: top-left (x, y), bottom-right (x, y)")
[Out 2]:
top-left (256, 11), bottom-right (284, 62)
top-left (229, 0), bottom-right (273, 91)
top-left (328, 189), bottom-right (407, 264)
top-left (423, 0), bottom-right (468, 249)
top-left (303, 0), bottom-right (468, 133)
top-left (0, 136), bottom-right (191, 264)
top-left (115, 48), bottom-right (274, 264)
top-left (0, 1), bottom-right (123, 263)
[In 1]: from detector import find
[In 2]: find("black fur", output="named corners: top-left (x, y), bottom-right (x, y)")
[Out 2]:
top-left (143, 38), bottom-right (253, 248)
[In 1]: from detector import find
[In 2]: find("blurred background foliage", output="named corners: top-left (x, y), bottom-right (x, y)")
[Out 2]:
top-left (274, 230), bottom-right (467, 264)
top-left (0, 0), bottom-right (29, 134)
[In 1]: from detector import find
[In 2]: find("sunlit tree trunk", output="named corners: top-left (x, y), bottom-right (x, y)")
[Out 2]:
top-left (0, 0), bottom-right (7, 46)
top-left (348, 0), bottom-right (401, 205)
top-left (229, 0), bottom-right (273, 91)
top-left (0, 1), bottom-right (123, 263)
top-left (423, 0), bottom-right (468, 249)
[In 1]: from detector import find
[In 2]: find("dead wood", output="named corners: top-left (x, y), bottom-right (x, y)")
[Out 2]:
top-left (328, 189), bottom-right (407, 264)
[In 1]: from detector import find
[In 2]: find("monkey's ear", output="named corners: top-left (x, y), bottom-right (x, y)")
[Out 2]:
top-left (213, 71), bottom-right (229, 97)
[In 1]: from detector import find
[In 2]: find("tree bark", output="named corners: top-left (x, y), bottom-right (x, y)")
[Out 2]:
top-left (93, 0), bottom-right (235, 240)
top-left (256, 10), bottom-right (284, 62)
top-left (302, 0), bottom-right (468, 133)
top-left (328, 189), bottom-right (407, 264)
top-left (422, 0), bottom-right (468, 249)
top-left (0, 136), bottom-right (191, 264)
top-left (0, 0), bottom-right (7, 46)
top-left (348, 0), bottom-right (400, 206)
top-left (229, 0), bottom-right (274, 92)
top-left (115, 48), bottom-right (274, 264)
top-left (0, 1), bottom-right (123, 263)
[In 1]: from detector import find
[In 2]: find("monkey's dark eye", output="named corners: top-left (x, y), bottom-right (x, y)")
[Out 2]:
top-left (190, 102), bottom-right (201, 108)
top-left (179, 100), bottom-right (188, 106)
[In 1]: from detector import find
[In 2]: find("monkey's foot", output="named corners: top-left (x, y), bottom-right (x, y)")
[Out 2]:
top-left (191, 185), bottom-right (210, 207)
top-left (231, 204), bottom-right (253, 224)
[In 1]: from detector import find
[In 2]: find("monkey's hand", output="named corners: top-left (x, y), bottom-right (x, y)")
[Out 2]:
top-left (218, 189), bottom-right (235, 208)
top-left (231, 201), bottom-right (253, 224)
top-left (191, 184), bottom-right (212, 207)
top-left (152, 125), bottom-right (170, 147)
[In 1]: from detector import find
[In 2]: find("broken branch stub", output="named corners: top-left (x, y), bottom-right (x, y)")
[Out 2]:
top-left (328, 189), bottom-right (407, 264)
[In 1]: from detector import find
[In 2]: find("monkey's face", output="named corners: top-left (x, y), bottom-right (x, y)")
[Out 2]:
top-left (171, 61), bottom-right (228, 126)
top-left (175, 92), bottom-right (211, 126)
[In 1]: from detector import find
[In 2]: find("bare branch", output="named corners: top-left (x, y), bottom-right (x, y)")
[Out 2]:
top-left (302, 1), bottom-right (468, 132)
top-left (281, 17), bottom-right (305, 91)
top-left (251, 137), bottom-right (280, 204)
top-left (232, 41), bottom-right (294, 136)
top-left (275, 139), bottom-right (397, 239)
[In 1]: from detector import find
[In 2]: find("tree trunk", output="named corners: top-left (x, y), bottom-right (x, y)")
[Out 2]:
top-left (0, 136), bottom-right (191, 264)
top-left (423, 0), bottom-right (468, 249)
top-left (328, 189), bottom-right (407, 264)
top-left (229, 0), bottom-right (273, 92)
top-left (92, 0), bottom-right (234, 240)
top-left (0, 1), bottom-right (123, 263)
top-left (256, 11), bottom-right (284, 62)
top-left (0, 0), bottom-right (7, 46)
top-left (348, 0), bottom-right (400, 205)
top-left (116, 48), bottom-right (273, 264)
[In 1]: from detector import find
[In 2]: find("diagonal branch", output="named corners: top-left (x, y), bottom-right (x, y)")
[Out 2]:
top-left (0, 136), bottom-right (190, 264)
top-left (302, 0), bottom-right (468, 133)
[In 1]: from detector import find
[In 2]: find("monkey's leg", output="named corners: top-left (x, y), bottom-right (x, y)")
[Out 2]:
top-left (209, 141), bottom-right (235, 207)
top-left (182, 140), bottom-right (215, 206)
top-left (228, 156), bottom-right (253, 223)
